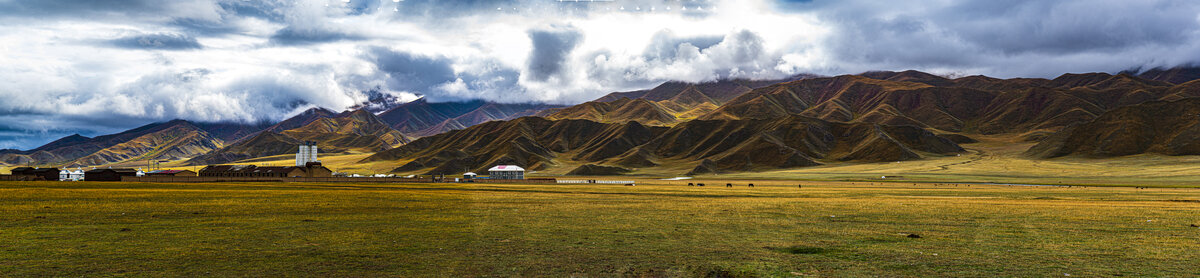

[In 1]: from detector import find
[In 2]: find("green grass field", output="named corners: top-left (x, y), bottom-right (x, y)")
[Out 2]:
top-left (3, 180), bottom-right (1199, 276)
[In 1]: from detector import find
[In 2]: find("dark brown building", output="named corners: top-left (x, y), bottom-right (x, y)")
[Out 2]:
top-left (145, 170), bottom-right (197, 177)
top-left (10, 167), bottom-right (60, 181)
top-left (199, 163), bottom-right (332, 178)
top-left (85, 168), bottom-right (139, 181)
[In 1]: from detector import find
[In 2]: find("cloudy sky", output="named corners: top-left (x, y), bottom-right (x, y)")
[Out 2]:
top-left (2, 0), bottom-right (1199, 149)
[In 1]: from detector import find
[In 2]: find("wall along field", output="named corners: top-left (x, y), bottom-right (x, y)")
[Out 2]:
top-left (2, 180), bottom-right (1198, 276)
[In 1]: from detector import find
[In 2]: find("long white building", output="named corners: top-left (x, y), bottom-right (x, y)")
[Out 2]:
top-left (488, 165), bottom-right (525, 179)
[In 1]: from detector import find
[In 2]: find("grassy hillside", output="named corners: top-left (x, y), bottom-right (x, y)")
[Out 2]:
top-left (1, 181), bottom-right (1198, 276)
top-left (711, 134), bottom-right (1200, 187)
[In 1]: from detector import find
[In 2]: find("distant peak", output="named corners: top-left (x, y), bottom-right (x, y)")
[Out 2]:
top-left (1053, 72), bottom-right (1112, 80)
top-left (341, 108), bottom-right (376, 117)
top-left (302, 107), bottom-right (336, 114)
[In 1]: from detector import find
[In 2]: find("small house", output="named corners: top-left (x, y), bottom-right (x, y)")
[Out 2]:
top-left (463, 172), bottom-right (477, 180)
top-left (69, 169), bottom-right (85, 181)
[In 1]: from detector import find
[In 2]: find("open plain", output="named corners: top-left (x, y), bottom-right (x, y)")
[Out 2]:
top-left (3, 180), bottom-right (1198, 276)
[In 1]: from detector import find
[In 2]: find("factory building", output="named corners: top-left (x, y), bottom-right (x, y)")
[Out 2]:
top-left (199, 143), bottom-right (332, 178)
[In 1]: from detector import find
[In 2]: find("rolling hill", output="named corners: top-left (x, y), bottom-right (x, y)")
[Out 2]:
top-left (410, 102), bottom-right (565, 137)
top-left (542, 97), bottom-right (679, 126)
top-left (0, 120), bottom-right (241, 167)
top-left (377, 98), bottom-right (563, 138)
top-left (540, 77), bottom-right (818, 126)
top-left (361, 116), bottom-right (963, 175)
top-left (1025, 98), bottom-right (1200, 158)
top-left (187, 109), bottom-right (409, 165)
top-left (68, 121), bottom-right (225, 167)
top-left (695, 72), bottom-right (1182, 137)
top-left (1129, 66), bottom-right (1200, 85)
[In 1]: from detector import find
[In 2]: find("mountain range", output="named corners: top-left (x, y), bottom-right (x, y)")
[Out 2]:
top-left (360, 115), bottom-right (964, 175)
top-left (6, 67), bottom-right (1200, 175)
top-left (1, 99), bottom-right (564, 167)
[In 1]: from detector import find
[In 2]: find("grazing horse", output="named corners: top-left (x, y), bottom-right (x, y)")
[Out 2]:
top-left (688, 183), bottom-right (694, 186)
top-left (748, 183), bottom-right (754, 187)
top-left (726, 183), bottom-right (732, 187)
top-left (698, 183), bottom-right (705, 187)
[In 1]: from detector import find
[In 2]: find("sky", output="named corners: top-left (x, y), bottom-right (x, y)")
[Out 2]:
top-left (1, 0), bottom-right (1200, 149)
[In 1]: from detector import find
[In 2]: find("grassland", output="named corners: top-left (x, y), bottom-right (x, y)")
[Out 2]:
top-left (714, 134), bottom-right (1200, 187)
top-left (3, 180), bottom-right (1199, 276)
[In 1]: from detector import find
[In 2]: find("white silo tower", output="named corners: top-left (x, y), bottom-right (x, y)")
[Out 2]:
top-left (309, 144), bottom-right (319, 163)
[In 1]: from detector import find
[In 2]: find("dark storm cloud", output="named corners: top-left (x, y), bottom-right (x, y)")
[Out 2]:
top-left (216, 0), bottom-right (287, 21)
top-left (0, 0), bottom-right (159, 16)
top-left (110, 33), bottom-right (201, 50)
top-left (942, 0), bottom-right (1198, 55)
top-left (787, 0), bottom-right (1200, 76)
top-left (363, 47), bottom-right (457, 94)
top-left (269, 26), bottom-right (367, 45)
top-left (526, 26), bottom-right (583, 82)
top-left (168, 1), bottom-right (287, 35)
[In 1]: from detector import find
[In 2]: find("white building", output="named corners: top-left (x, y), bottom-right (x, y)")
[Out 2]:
top-left (60, 168), bottom-right (86, 181)
top-left (463, 172), bottom-right (477, 180)
top-left (487, 165), bottom-right (524, 180)
top-left (70, 169), bottom-right (84, 181)
top-left (295, 141), bottom-right (320, 167)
